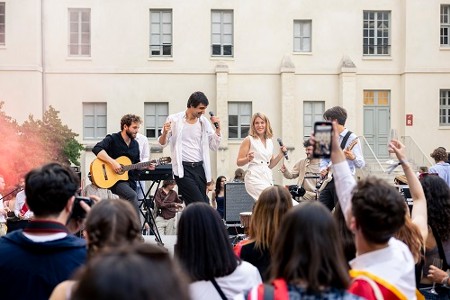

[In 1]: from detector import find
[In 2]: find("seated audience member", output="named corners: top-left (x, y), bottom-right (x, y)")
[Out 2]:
top-left (0, 163), bottom-right (87, 300)
top-left (330, 123), bottom-right (418, 299)
top-left (232, 168), bottom-right (245, 183)
top-left (243, 202), bottom-right (361, 299)
top-left (154, 179), bottom-right (183, 235)
top-left (211, 176), bottom-right (227, 218)
top-left (50, 198), bottom-right (143, 300)
top-left (82, 172), bottom-right (119, 199)
top-left (429, 147), bottom-right (450, 186)
top-left (175, 202), bottom-right (261, 300)
top-left (236, 185), bottom-right (293, 280)
top-left (417, 175), bottom-right (450, 298)
top-left (71, 243), bottom-right (189, 300)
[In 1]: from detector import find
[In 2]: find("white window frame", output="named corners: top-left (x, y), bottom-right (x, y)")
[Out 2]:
top-left (0, 2), bottom-right (5, 45)
top-left (144, 102), bottom-right (168, 138)
top-left (441, 5), bottom-right (450, 47)
top-left (150, 9), bottom-right (172, 57)
top-left (68, 8), bottom-right (91, 56)
top-left (211, 10), bottom-right (233, 57)
top-left (293, 20), bottom-right (312, 52)
top-left (83, 103), bottom-right (106, 140)
top-left (363, 11), bottom-right (391, 56)
top-left (303, 101), bottom-right (325, 139)
top-left (440, 90), bottom-right (450, 126)
top-left (228, 102), bottom-right (251, 139)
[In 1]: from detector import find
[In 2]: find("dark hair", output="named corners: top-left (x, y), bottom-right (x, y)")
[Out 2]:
top-left (234, 168), bottom-right (245, 181)
top-left (351, 177), bottom-right (405, 244)
top-left (421, 175), bottom-right (450, 241)
top-left (249, 185), bottom-right (293, 250)
top-left (120, 114), bottom-right (142, 130)
top-left (430, 147), bottom-right (448, 163)
top-left (333, 203), bottom-right (356, 263)
top-left (303, 139), bottom-right (311, 148)
top-left (186, 91), bottom-right (209, 108)
top-left (270, 202), bottom-right (351, 293)
top-left (175, 202), bottom-right (238, 281)
top-left (72, 243), bottom-right (189, 300)
top-left (25, 163), bottom-right (79, 217)
top-left (162, 179), bottom-right (176, 188)
top-left (323, 106), bottom-right (347, 126)
top-left (84, 199), bottom-right (142, 259)
top-left (214, 176), bottom-right (226, 196)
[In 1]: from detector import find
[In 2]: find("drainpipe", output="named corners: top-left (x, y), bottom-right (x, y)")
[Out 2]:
top-left (40, 0), bottom-right (46, 116)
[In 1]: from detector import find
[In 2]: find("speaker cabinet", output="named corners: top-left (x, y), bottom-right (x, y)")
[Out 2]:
top-left (224, 182), bottom-right (255, 223)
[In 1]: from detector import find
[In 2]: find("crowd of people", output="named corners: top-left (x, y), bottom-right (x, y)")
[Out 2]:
top-left (0, 92), bottom-right (450, 300)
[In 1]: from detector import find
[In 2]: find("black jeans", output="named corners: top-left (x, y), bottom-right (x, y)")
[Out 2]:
top-left (111, 181), bottom-right (140, 220)
top-left (175, 163), bottom-right (208, 206)
top-left (318, 178), bottom-right (338, 211)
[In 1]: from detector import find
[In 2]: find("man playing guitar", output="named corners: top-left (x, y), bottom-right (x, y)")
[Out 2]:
top-left (318, 106), bottom-right (365, 211)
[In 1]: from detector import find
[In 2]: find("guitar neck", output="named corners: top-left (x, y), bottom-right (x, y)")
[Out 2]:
top-left (122, 160), bottom-right (156, 171)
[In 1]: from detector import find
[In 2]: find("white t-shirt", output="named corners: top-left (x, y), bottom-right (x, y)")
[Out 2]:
top-left (190, 261), bottom-right (262, 300)
top-left (181, 120), bottom-right (203, 162)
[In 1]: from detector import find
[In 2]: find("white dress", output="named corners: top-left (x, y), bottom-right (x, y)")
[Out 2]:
top-left (244, 136), bottom-right (274, 201)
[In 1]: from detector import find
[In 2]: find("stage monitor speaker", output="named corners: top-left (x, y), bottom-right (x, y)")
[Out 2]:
top-left (224, 182), bottom-right (254, 223)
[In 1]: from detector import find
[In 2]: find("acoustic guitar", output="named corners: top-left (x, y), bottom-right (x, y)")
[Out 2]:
top-left (90, 156), bottom-right (171, 189)
top-left (317, 138), bottom-right (358, 192)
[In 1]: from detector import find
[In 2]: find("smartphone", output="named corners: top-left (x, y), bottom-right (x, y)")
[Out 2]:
top-left (71, 196), bottom-right (94, 219)
top-left (313, 121), bottom-right (333, 158)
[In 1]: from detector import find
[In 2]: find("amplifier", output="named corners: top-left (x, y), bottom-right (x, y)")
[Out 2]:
top-left (224, 182), bottom-right (255, 223)
top-left (138, 164), bottom-right (173, 181)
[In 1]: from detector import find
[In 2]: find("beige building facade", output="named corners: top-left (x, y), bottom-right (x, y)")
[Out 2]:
top-left (1, 0), bottom-right (449, 185)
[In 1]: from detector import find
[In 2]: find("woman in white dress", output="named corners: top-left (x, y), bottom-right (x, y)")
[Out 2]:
top-left (237, 113), bottom-right (286, 201)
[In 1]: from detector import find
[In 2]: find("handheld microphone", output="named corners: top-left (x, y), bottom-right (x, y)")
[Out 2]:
top-left (277, 138), bottom-right (289, 160)
top-left (209, 111), bottom-right (219, 129)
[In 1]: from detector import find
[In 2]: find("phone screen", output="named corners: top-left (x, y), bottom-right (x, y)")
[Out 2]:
top-left (313, 122), bottom-right (333, 158)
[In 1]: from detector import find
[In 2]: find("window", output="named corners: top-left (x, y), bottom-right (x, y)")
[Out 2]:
top-left (211, 10), bottom-right (233, 56)
top-left (69, 8), bottom-right (91, 56)
top-left (441, 5), bottom-right (450, 47)
top-left (150, 10), bottom-right (172, 56)
top-left (83, 103), bottom-right (106, 139)
top-left (440, 90), bottom-right (450, 126)
top-left (363, 11), bottom-right (390, 55)
top-left (144, 103), bottom-right (168, 138)
top-left (228, 102), bottom-right (251, 139)
top-left (363, 90), bottom-right (390, 106)
top-left (0, 3), bottom-right (5, 45)
top-left (293, 20), bottom-right (311, 52)
top-left (303, 101), bottom-right (325, 138)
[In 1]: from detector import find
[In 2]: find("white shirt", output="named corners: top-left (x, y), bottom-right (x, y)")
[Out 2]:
top-left (0, 193), bottom-right (5, 223)
top-left (333, 161), bottom-right (416, 299)
top-left (158, 111), bottom-right (221, 181)
top-left (135, 133), bottom-right (150, 199)
top-left (14, 190), bottom-right (33, 220)
top-left (190, 261), bottom-right (262, 300)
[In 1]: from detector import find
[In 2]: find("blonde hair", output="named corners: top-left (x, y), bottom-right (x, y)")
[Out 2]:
top-left (248, 112), bottom-right (273, 139)
top-left (249, 186), bottom-right (293, 250)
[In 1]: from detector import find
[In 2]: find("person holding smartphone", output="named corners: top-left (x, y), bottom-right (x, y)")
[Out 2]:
top-left (318, 106), bottom-right (365, 211)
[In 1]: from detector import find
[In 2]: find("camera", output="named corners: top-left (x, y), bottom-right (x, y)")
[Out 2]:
top-left (71, 196), bottom-right (94, 219)
top-left (313, 121), bottom-right (333, 158)
top-left (288, 185), bottom-right (306, 199)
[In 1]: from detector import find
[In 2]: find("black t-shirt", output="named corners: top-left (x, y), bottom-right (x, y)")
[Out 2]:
top-left (240, 241), bottom-right (271, 281)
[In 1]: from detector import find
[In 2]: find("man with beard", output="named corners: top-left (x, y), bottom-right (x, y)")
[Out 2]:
top-left (158, 91), bottom-right (221, 205)
top-left (93, 114), bottom-right (154, 216)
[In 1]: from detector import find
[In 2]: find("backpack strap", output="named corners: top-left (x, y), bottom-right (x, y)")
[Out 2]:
top-left (353, 275), bottom-right (384, 300)
top-left (211, 278), bottom-right (227, 300)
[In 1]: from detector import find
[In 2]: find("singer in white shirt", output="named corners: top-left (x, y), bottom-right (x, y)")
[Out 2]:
top-left (158, 91), bottom-right (221, 206)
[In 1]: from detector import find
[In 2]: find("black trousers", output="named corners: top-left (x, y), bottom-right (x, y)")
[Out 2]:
top-left (175, 163), bottom-right (208, 206)
top-left (111, 181), bottom-right (140, 219)
top-left (318, 178), bottom-right (338, 211)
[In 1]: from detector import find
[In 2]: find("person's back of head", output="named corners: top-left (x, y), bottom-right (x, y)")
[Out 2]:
top-left (250, 185), bottom-right (293, 250)
top-left (430, 147), bottom-right (448, 163)
top-left (323, 106), bottom-right (347, 126)
top-left (352, 177), bottom-right (406, 244)
top-left (84, 199), bottom-right (142, 258)
top-left (420, 175), bottom-right (450, 241)
top-left (25, 163), bottom-right (79, 217)
top-left (72, 243), bottom-right (189, 300)
top-left (175, 202), bottom-right (237, 281)
top-left (234, 168), bottom-right (245, 181)
top-left (271, 201), bottom-right (350, 293)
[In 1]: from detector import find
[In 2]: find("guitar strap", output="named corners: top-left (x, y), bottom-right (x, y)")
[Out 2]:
top-left (340, 131), bottom-right (353, 150)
